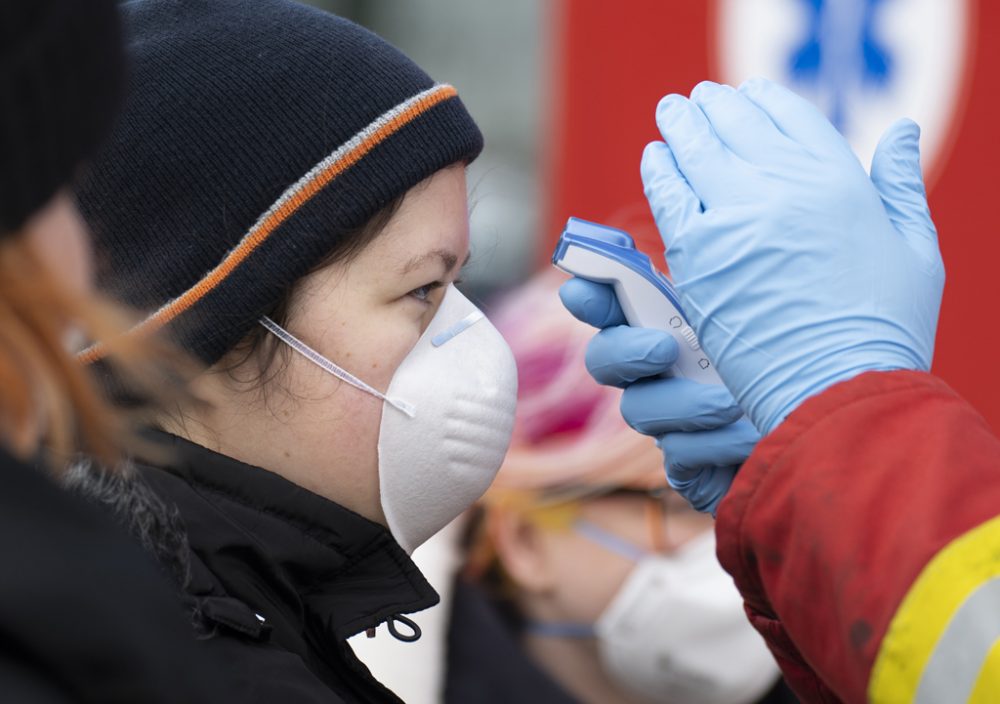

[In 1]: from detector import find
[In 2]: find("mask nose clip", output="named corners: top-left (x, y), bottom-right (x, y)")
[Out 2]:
top-left (431, 310), bottom-right (484, 347)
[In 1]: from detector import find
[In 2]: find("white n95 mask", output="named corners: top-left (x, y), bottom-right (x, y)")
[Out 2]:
top-left (260, 285), bottom-right (517, 553)
top-left (528, 525), bottom-right (779, 704)
top-left (594, 529), bottom-right (779, 704)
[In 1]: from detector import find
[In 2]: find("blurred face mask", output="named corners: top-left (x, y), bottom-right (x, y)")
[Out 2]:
top-left (260, 285), bottom-right (518, 553)
top-left (531, 522), bottom-right (779, 704)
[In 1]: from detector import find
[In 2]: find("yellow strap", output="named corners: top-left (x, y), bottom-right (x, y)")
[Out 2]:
top-left (868, 514), bottom-right (1000, 703)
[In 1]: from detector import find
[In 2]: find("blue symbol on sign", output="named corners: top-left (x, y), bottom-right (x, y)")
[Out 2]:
top-left (788, 0), bottom-right (894, 133)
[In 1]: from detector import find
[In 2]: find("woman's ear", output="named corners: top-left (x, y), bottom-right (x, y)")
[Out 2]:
top-left (487, 507), bottom-right (556, 594)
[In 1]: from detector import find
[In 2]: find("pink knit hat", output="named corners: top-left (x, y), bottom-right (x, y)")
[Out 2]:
top-left (486, 271), bottom-right (665, 503)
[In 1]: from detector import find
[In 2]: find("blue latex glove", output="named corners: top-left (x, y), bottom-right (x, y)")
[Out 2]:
top-left (560, 277), bottom-right (760, 514)
top-left (642, 78), bottom-right (944, 435)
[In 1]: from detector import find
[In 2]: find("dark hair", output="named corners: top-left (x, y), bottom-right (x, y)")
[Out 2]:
top-left (219, 193), bottom-right (406, 390)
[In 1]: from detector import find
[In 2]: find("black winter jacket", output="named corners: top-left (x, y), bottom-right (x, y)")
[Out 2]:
top-left (126, 431), bottom-right (439, 703)
top-left (0, 446), bottom-right (220, 703)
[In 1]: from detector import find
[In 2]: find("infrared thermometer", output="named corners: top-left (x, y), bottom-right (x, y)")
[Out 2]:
top-left (552, 217), bottom-right (723, 386)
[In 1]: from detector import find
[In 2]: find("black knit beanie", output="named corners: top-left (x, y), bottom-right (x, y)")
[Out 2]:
top-left (0, 0), bottom-right (124, 236)
top-left (76, 0), bottom-right (484, 366)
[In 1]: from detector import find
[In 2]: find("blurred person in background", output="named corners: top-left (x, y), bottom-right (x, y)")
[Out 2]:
top-left (0, 1), bottom-right (220, 701)
top-left (445, 272), bottom-right (794, 704)
top-left (72, 0), bottom-right (517, 701)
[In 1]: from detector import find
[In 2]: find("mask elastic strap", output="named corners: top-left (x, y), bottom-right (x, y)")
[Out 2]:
top-left (574, 519), bottom-right (648, 563)
top-left (259, 316), bottom-right (416, 418)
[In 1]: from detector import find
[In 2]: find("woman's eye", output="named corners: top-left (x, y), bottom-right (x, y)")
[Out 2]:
top-left (408, 281), bottom-right (443, 303)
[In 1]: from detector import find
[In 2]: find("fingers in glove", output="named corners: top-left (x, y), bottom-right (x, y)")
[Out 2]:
top-left (738, 77), bottom-right (847, 157)
top-left (690, 80), bottom-right (797, 164)
top-left (559, 278), bottom-right (627, 329)
top-left (870, 118), bottom-right (940, 267)
top-left (664, 461), bottom-right (737, 515)
top-left (654, 94), bottom-right (743, 207)
top-left (641, 141), bottom-right (703, 249)
top-left (585, 326), bottom-right (678, 387)
top-left (621, 376), bottom-right (742, 434)
top-left (657, 417), bottom-right (759, 469)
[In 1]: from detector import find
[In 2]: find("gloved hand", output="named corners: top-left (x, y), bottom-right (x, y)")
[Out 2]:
top-left (642, 78), bottom-right (944, 434)
top-left (560, 277), bottom-right (760, 514)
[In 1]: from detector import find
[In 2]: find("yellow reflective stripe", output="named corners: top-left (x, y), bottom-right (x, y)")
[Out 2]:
top-left (868, 514), bottom-right (1000, 703)
top-left (913, 579), bottom-right (1000, 701)
top-left (968, 639), bottom-right (1000, 704)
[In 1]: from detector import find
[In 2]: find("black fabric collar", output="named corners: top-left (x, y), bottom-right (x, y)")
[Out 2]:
top-left (135, 430), bottom-right (439, 649)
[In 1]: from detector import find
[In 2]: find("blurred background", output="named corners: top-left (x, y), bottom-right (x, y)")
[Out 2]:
top-left (302, 0), bottom-right (550, 300)
top-left (304, 0), bottom-right (1000, 432)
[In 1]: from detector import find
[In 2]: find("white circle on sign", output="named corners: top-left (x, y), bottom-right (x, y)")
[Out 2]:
top-left (714, 0), bottom-right (971, 178)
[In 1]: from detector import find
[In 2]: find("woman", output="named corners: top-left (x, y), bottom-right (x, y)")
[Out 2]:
top-left (0, 1), bottom-right (219, 701)
top-left (75, 0), bottom-right (517, 701)
top-left (444, 273), bottom-right (795, 704)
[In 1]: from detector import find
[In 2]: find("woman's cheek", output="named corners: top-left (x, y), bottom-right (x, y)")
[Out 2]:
top-left (366, 314), bottom-right (426, 387)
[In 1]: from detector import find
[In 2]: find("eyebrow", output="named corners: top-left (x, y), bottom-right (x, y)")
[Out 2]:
top-left (398, 249), bottom-right (471, 276)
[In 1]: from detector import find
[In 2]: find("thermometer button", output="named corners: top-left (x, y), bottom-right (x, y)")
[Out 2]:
top-left (681, 326), bottom-right (700, 351)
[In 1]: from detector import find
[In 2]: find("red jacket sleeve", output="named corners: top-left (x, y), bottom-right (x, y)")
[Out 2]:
top-left (716, 371), bottom-right (1000, 703)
